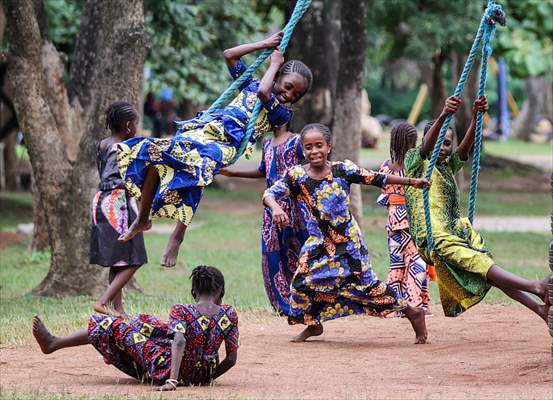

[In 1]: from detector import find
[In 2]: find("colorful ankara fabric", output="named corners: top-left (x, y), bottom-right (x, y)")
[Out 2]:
top-left (377, 161), bottom-right (429, 313)
top-left (259, 135), bottom-right (308, 315)
top-left (117, 60), bottom-right (292, 225)
top-left (264, 160), bottom-right (405, 325)
top-left (87, 304), bottom-right (239, 385)
top-left (90, 139), bottom-right (147, 267)
top-left (404, 147), bottom-right (493, 317)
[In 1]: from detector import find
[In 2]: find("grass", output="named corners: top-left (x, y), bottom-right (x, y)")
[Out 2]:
top-left (0, 192), bottom-right (33, 230)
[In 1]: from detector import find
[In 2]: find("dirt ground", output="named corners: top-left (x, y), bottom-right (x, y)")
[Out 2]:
top-left (1, 304), bottom-right (552, 400)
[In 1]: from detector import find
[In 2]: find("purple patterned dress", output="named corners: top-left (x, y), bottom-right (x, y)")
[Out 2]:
top-left (87, 304), bottom-right (239, 385)
top-left (259, 135), bottom-right (308, 315)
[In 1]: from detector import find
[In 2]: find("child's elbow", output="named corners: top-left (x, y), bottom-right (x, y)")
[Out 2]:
top-left (223, 49), bottom-right (233, 60)
top-left (257, 89), bottom-right (270, 103)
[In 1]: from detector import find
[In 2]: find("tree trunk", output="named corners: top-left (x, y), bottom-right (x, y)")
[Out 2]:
top-left (512, 75), bottom-right (553, 141)
top-left (287, 0), bottom-right (340, 131)
top-left (331, 0), bottom-right (368, 227)
top-left (5, 0), bottom-right (148, 297)
top-left (451, 51), bottom-right (479, 143)
top-left (420, 51), bottom-right (447, 119)
top-left (30, 174), bottom-right (49, 251)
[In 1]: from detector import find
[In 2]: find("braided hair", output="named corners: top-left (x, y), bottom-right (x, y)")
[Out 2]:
top-left (300, 123), bottom-right (332, 144)
top-left (279, 60), bottom-right (313, 95)
top-left (190, 265), bottom-right (225, 298)
top-left (423, 119), bottom-right (457, 137)
top-left (105, 101), bottom-right (138, 133)
top-left (390, 122), bottom-right (418, 164)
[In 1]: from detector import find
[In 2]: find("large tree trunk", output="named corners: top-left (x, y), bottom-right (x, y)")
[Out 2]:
top-left (512, 75), bottom-right (553, 141)
top-left (451, 51), bottom-right (480, 143)
top-left (287, 0), bottom-right (340, 130)
top-left (5, 0), bottom-right (148, 297)
top-left (420, 51), bottom-right (448, 119)
top-left (331, 0), bottom-right (368, 226)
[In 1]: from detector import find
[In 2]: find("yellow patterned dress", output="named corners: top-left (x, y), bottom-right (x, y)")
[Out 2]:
top-left (404, 147), bottom-right (493, 317)
top-left (117, 60), bottom-right (292, 225)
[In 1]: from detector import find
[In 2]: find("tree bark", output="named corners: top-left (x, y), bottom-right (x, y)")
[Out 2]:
top-left (5, 0), bottom-right (148, 297)
top-left (287, 0), bottom-right (340, 131)
top-left (512, 75), bottom-right (553, 141)
top-left (331, 0), bottom-right (368, 227)
top-left (420, 51), bottom-right (447, 119)
top-left (451, 51), bottom-right (479, 143)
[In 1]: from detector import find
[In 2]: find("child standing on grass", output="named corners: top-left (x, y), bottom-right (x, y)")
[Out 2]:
top-left (404, 95), bottom-right (551, 320)
top-left (32, 265), bottom-right (239, 390)
top-left (90, 102), bottom-right (147, 318)
top-left (263, 123), bottom-right (431, 343)
top-left (220, 125), bottom-right (308, 316)
top-left (377, 122), bottom-right (430, 315)
top-left (116, 32), bottom-right (313, 272)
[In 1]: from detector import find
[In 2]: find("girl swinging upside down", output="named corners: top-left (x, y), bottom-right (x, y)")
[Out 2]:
top-left (403, 95), bottom-right (551, 320)
top-left (116, 32), bottom-right (313, 266)
top-left (263, 123), bottom-right (432, 344)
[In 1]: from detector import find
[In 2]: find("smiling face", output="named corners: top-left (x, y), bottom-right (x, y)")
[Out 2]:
top-left (302, 129), bottom-right (332, 168)
top-left (273, 72), bottom-right (309, 104)
top-left (437, 129), bottom-right (454, 163)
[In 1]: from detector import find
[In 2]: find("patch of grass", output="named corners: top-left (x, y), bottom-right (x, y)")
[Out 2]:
top-left (0, 192), bottom-right (33, 230)
top-left (485, 139), bottom-right (552, 157)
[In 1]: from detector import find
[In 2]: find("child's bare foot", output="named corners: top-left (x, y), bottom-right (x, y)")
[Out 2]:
top-left (291, 324), bottom-right (323, 342)
top-left (161, 237), bottom-right (181, 268)
top-left (405, 307), bottom-right (428, 344)
top-left (94, 303), bottom-right (124, 319)
top-left (118, 220), bottom-right (150, 243)
top-left (32, 316), bottom-right (57, 354)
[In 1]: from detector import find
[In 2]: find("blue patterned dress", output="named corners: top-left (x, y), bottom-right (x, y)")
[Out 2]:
top-left (117, 60), bottom-right (292, 225)
top-left (264, 160), bottom-right (406, 326)
top-left (259, 135), bottom-right (308, 315)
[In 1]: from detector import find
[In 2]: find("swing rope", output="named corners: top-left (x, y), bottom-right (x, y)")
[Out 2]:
top-left (199, 0), bottom-right (312, 164)
top-left (422, 1), bottom-right (505, 249)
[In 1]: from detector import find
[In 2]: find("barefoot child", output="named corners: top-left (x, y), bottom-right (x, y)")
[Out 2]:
top-left (220, 125), bottom-right (308, 315)
top-left (404, 95), bottom-right (551, 320)
top-left (377, 122), bottom-right (430, 315)
top-left (263, 123), bottom-right (431, 343)
top-left (90, 102), bottom-right (148, 317)
top-left (116, 31), bottom-right (313, 263)
top-left (33, 265), bottom-right (239, 390)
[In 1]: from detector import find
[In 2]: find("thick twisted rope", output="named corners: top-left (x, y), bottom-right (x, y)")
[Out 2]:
top-left (423, 1), bottom-right (504, 249)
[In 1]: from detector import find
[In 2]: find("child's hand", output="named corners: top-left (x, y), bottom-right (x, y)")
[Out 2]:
top-left (440, 96), bottom-right (462, 117)
top-left (219, 168), bottom-right (234, 177)
top-left (270, 48), bottom-right (285, 68)
top-left (157, 382), bottom-right (177, 391)
top-left (272, 205), bottom-right (289, 229)
top-left (413, 178), bottom-right (432, 188)
top-left (262, 31), bottom-right (283, 49)
top-left (472, 96), bottom-right (489, 114)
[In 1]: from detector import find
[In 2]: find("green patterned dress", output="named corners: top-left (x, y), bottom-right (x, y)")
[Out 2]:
top-left (404, 147), bottom-right (493, 317)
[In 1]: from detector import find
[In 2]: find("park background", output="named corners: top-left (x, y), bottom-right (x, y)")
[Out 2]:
top-left (0, 1), bottom-right (552, 399)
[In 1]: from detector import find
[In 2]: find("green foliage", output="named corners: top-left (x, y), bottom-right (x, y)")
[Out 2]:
top-left (495, 0), bottom-right (553, 78)
top-left (44, 0), bottom-right (83, 54)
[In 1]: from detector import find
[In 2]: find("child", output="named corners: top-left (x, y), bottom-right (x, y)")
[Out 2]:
top-left (377, 122), bottom-right (430, 315)
top-left (116, 31), bottom-right (313, 262)
top-left (263, 123), bottom-right (431, 343)
top-left (32, 265), bottom-right (239, 390)
top-left (90, 102), bottom-right (148, 317)
top-left (404, 95), bottom-right (550, 319)
top-left (220, 124), bottom-right (308, 315)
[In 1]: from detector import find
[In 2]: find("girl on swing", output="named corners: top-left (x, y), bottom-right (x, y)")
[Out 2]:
top-left (116, 32), bottom-right (313, 265)
top-left (403, 95), bottom-right (551, 320)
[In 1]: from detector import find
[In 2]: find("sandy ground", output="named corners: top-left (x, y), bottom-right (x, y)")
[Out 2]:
top-left (1, 304), bottom-right (552, 400)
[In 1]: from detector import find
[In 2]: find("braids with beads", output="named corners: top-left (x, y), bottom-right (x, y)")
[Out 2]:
top-left (105, 101), bottom-right (138, 133)
top-left (190, 265), bottom-right (225, 298)
top-left (279, 60), bottom-right (313, 96)
top-left (389, 122), bottom-right (418, 164)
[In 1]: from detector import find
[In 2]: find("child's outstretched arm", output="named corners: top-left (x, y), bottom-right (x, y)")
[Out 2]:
top-left (257, 48), bottom-right (284, 103)
top-left (457, 96), bottom-right (489, 160)
top-left (212, 350), bottom-right (238, 380)
top-left (264, 195), bottom-right (289, 228)
top-left (157, 332), bottom-right (186, 391)
top-left (219, 168), bottom-right (264, 179)
top-left (420, 96), bottom-right (462, 158)
top-left (223, 31), bottom-right (283, 68)
top-left (386, 175), bottom-right (432, 188)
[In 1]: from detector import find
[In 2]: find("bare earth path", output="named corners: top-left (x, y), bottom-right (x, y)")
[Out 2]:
top-left (1, 305), bottom-right (552, 400)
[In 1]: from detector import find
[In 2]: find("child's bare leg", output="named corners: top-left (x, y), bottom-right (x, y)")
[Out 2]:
top-left (119, 166), bottom-right (159, 242)
top-left (94, 266), bottom-right (139, 317)
top-left (161, 222), bottom-right (187, 268)
top-left (495, 285), bottom-right (549, 321)
top-left (33, 316), bottom-right (89, 354)
top-left (291, 324), bottom-right (323, 342)
top-left (486, 265), bottom-right (549, 303)
top-left (403, 305), bottom-right (427, 344)
top-left (108, 268), bottom-right (124, 313)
